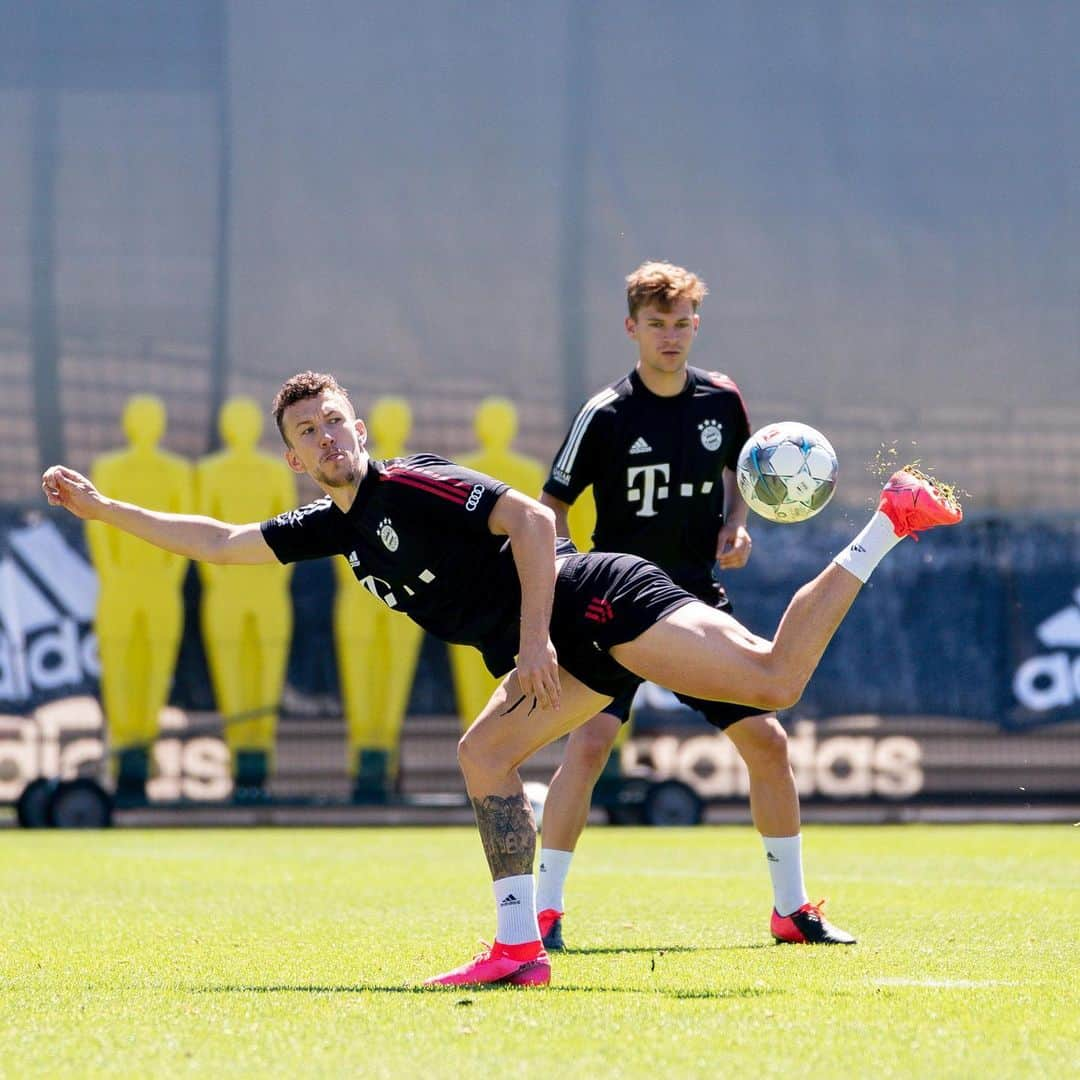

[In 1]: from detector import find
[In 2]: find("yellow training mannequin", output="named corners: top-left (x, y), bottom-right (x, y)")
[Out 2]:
top-left (566, 483), bottom-right (597, 557)
top-left (88, 395), bottom-right (193, 797)
top-left (333, 396), bottom-right (424, 799)
top-left (196, 397), bottom-right (297, 790)
top-left (448, 398), bottom-right (553, 729)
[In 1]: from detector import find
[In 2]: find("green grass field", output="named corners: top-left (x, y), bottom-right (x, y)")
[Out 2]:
top-left (1, 824), bottom-right (1077, 1078)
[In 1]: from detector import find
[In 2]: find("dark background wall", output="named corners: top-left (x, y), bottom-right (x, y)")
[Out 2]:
top-left (0, 0), bottom-right (1077, 511)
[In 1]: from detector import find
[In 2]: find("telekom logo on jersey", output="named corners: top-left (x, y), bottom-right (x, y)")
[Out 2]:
top-left (626, 464), bottom-right (670, 517)
top-left (627, 464), bottom-right (717, 517)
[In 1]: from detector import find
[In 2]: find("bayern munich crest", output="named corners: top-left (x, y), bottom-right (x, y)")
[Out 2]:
top-left (378, 518), bottom-right (399, 551)
top-left (698, 419), bottom-right (723, 451)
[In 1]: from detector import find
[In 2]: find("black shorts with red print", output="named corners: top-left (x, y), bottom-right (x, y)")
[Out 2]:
top-left (479, 550), bottom-right (696, 700)
top-left (479, 550), bottom-right (771, 730)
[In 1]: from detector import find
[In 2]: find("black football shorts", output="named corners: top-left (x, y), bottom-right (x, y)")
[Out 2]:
top-left (479, 551), bottom-right (696, 700)
top-left (547, 551), bottom-right (699, 699)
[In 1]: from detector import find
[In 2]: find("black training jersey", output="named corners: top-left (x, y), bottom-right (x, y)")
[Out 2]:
top-left (543, 366), bottom-right (751, 593)
top-left (260, 454), bottom-right (519, 647)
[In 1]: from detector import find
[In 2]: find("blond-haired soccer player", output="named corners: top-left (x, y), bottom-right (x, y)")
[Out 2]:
top-left (537, 260), bottom-right (852, 947)
top-left (43, 371), bottom-right (960, 987)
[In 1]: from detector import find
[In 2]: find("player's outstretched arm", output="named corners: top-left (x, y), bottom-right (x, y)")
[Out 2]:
top-left (41, 465), bottom-right (276, 566)
top-left (488, 488), bottom-right (561, 712)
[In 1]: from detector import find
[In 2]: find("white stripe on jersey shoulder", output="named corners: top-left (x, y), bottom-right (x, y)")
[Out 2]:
top-left (554, 385), bottom-right (620, 479)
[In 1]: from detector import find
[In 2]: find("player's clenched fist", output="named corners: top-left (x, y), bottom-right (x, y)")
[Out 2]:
top-left (41, 466), bottom-right (103, 519)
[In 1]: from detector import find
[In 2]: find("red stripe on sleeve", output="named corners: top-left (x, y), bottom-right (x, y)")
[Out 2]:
top-left (384, 469), bottom-right (470, 504)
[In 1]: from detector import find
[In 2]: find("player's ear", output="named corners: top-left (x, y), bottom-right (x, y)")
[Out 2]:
top-left (692, 313), bottom-right (700, 334)
top-left (283, 447), bottom-right (306, 475)
top-left (354, 418), bottom-right (367, 447)
top-left (624, 315), bottom-right (638, 339)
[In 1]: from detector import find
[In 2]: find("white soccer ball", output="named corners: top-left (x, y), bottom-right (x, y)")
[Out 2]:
top-left (736, 421), bottom-right (838, 523)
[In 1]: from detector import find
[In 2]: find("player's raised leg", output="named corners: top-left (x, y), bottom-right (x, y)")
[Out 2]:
top-left (424, 669), bottom-right (612, 987)
top-left (613, 467), bottom-right (962, 723)
top-left (611, 564), bottom-right (856, 712)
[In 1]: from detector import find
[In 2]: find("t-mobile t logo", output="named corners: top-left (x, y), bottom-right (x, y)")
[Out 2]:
top-left (627, 463), bottom-right (670, 517)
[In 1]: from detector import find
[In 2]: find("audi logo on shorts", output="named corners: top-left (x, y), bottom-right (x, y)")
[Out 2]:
top-left (465, 484), bottom-right (485, 511)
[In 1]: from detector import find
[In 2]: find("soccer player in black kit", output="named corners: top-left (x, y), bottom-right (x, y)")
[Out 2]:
top-left (42, 370), bottom-right (961, 988)
top-left (536, 261), bottom-right (852, 949)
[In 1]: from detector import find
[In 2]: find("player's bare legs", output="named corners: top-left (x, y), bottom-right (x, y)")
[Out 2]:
top-left (534, 557), bottom-right (863, 952)
top-left (533, 710), bottom-right (622, 948)
top-left (545, 711), bottom-right (799, 840)
top-left (725, 715), bottom-right (800, 836)
top-left (433, 468), bottom-right (962, 979)
top-left (535, 709), bottom-right (809, 949)
top-left (425, 669), bottom-right (611, 987)
top-left (721, 712), bottom-right (843, 942)
top-left (541, 711), bottom-right (622, 850)
top-left (604, 468), bottom-right (962, 945)
top-left (457, 669), bottom-right (612, 804)
top-left (612, 563), bottom-right (860, 712)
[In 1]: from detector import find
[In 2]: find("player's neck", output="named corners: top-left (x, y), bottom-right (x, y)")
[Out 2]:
top-left (322, 453), bottom-right (369, 513)
top-left (635, 362), bottom-right (689, 398)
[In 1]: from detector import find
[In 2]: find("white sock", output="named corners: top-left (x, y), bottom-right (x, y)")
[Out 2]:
top-left (536, 848), bottom-right (574, 913)
top-left (763, 834), bottom-right (809, 917)
top-left (832, 511), bottom-right (904, 584)
top-left (493, 874), bottom-right (540, 945)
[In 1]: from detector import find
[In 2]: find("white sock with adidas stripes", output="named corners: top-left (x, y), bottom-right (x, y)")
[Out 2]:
top-left (494, 874), bottom-right (540, 945)
top-left (832, 511), bottom-right (904, 584)
top-left (763, 834), bottom-right (809, 916)
top-left (537, 848), bottom-right (574, 913)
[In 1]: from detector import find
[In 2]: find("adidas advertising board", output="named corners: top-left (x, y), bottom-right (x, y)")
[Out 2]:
top-left (0, 699), bottom-right (231, 803)
top-left (1011, 585), bottom-right (1080, 722)
top-left (0, 517), bottom-right (100, 709)
top-left (624, 688), bottom-right (1080, 802)
top-left (0, 513), bottom-right (232, 801)
top-left (626, 685), bottom-right (924, 800)
top-left (0, 510), bottom-right (1077, 804)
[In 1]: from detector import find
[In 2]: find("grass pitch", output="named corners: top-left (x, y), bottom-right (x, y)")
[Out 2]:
top-left (1, 824), bottom-right (1077, 1078)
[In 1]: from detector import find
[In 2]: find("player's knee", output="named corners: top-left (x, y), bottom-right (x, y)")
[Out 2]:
top-left (741, 687), bottom-right (787, 714)
top-left (753, 673), bottom-right (803, 714)
top-left (456, 727), bottom-right (487, 778)
top-left (567, 722), bottom-right (618, 774)
top-left (738, 717), bottom-right (791, 773)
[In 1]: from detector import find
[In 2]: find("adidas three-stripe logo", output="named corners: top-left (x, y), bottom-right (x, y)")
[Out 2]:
top-left (552, 387), bottom-right (619, 481)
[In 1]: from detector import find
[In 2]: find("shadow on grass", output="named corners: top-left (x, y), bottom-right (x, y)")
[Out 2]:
top-left (560, 944), bottom-right (771, 955)
top-left (192, 983), bottom-right (781, 1000)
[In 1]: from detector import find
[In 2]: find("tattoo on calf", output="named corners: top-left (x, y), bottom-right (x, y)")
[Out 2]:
top-left (471, 793), bottom-right (536, 879)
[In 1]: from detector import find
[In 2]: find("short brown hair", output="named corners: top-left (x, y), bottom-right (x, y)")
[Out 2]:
top-left (271, 371), bottom-right (354, 444)
top-left (625, 261), bottom-right (708, 318)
